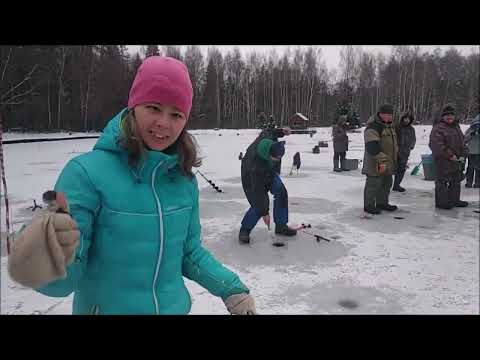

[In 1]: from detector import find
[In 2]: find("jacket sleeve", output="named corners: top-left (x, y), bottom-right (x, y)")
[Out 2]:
top-left (182, 177), bottom-right (249, 301)
top-left (35, 159), bottom-right (100, 297)
top-left (429, 127), bottom-right (454, 160)
top-left (364, 127), bottom-right (389, 171)
top-left (364, 128), bottom-right (384, 158)
top-left (411, 127), bottom-right (416, 150)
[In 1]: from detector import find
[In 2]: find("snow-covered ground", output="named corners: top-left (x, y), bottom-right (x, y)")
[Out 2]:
top-left (1, 125), bottom-right (479, 314)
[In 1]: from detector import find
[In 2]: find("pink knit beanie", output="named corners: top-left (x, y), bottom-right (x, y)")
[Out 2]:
top-left (128, 56), bottom-right (193, 119)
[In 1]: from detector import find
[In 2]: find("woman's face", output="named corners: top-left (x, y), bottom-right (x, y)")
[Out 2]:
top-left (134, 103), bottom-right (187, 151)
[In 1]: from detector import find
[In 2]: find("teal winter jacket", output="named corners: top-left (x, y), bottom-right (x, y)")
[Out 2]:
top-left (36, 109), bottom-right (248, 314)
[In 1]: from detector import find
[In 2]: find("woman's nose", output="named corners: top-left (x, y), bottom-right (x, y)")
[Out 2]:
top-left (153, 112), bottom-right (170, 127)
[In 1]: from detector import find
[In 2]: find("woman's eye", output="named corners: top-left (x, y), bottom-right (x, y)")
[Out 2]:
top-left (147, 106), bottom-right (160, 111)
top-left (172, 113), bottom-right (184, 119)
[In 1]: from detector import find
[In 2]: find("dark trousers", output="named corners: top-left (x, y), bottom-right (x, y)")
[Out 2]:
top-left (241, 173), bottom-right (288, 232)
top-left (394, 156), bottom-right (408, 188)
top-left (435, 171), bottom-right (462, 207)
top-left (364, 175), bottom-right (393, 209)
top-left (465, 154), bottom-right (480, 185)
top-left (334, 151), bottom-right (346, 169)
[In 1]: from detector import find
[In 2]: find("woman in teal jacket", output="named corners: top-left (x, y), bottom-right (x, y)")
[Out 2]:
top-left (8, 56), bottom-right (256, 315)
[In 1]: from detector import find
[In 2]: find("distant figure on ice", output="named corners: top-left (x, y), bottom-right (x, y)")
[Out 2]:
top-left (8, 56), bottom-right (256, 315)
top-left (429, 104), bottom-right (469, 209)
top-left (362, 104), bottom-right (399, 215)
top-left (392, 112), bottom-right (416, 192)
top-left (464, 114), bottom-right (480, 188)
top-left (290, 152), bottom-right (301, 175)
top-left (332, 115), bottom-right (350, 172)
top-left (239, 130), bottom-right (297, 244)
top-left (238, 152), bottom-right (243, 160)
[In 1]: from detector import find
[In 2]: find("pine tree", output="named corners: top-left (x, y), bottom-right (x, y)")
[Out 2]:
top-left (199, 58), bottom-right (219, 129)
top-left (334, 101), bottom-right (360, 128)
top-left (145, 45), bottom-right (160, 58)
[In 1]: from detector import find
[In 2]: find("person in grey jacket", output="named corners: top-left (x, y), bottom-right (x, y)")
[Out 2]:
top-left (332, 115), bottom-right (350, 172)
top-left (392, 112), bottom-right (416, 192)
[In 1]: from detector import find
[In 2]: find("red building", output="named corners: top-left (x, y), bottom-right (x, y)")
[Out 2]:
top-left (289, 113), bottom-right (309, 129)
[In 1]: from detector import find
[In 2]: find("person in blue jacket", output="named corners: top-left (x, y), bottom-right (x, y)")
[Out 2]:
top-left (8, 56), bottom-right (256, 315)
top-left (239, 131), bottom-right (297, 244)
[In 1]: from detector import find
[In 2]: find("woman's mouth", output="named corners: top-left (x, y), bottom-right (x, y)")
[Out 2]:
top-left (149, 130), bottom-right (169, 141)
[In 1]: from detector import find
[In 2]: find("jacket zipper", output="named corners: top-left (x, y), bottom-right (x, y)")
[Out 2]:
top-left (151, 161), bottom-right (165, 315)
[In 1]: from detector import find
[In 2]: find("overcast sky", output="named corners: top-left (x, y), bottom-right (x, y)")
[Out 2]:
top-left (127, 45), bottom-right (478, 71)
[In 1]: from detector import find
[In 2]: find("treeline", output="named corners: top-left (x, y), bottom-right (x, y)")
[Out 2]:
top-left (1, 45), bottom-right (478, 131)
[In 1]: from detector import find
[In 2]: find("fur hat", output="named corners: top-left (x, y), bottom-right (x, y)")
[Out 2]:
top-left (441, 104), bottom-right (456, 117)
top-left (378, 103), bottom-right (394, 115)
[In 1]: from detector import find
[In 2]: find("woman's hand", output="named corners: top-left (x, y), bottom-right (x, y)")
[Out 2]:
top-left (224, 293), bottom-right (257, 315)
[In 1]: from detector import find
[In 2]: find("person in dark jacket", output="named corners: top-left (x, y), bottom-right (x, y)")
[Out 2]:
top-left (464, 114), bottom-right (480, 188)
top-left (362, 104), bottom-right (399, 214)
top-left (332, 115), bottom-right (350, 172)
top-left (429, 104), bottom-right (469, 209)
top-left (239, 130), bottom-right (296, 244)
top-left (392, 112), bottom-right (416, 192)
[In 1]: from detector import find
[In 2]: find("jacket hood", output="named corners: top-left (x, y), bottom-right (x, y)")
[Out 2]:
top-left (93, 109), bottom-right (179, 178)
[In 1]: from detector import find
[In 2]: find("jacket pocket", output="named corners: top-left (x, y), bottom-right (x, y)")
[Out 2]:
top-left (97, 207), bottom-right (159, 245)
top-left (163, 206), bottom-right (192, 246)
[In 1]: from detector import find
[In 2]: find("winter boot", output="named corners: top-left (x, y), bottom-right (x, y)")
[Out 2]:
top-left (275, 224), bottom-right (297, 236)
top-left (436, 203), bottom-right (454, 210)
top-left (376, 204), bottom-right (398, 211)
top-left (333, 157), bottom-right (342, 172)
top-left (238, 228), bottom-right (251, 244)
top-left (340, 159), bottom-right (350, 171)
top-left (465, 182), bottom-right (473, 188)
top-left (392, 185), bottom-right (406, 192)
top-left (364, 205), bottom-right (381, 215)
top-left (454, 200), bottom-right (469, 207)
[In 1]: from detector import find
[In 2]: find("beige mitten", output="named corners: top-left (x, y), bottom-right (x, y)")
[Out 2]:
top-left (8, 192), bottom-right (79, 289)
top-left (224, 293), bottom-right (257, 315)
